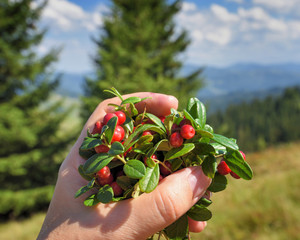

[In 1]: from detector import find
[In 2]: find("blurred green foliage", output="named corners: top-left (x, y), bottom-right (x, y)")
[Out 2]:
top-left (208, 86), bottom-right (300, 151)
top-left (0, 0), bottom-right (75, 218)
top-left (81, 0), bottom-right (204, 120)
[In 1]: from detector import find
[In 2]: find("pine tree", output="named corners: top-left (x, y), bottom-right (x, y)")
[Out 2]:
top-left (82, 0), bottom-right (204, 120)
top-left (0, 0), bottom-right (74, 218)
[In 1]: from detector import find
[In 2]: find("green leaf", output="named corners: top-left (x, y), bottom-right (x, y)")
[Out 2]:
top-left (204, 124), bottom-right (214, 133)
top-left (165, 214), bottom-right (189, 240)
top-left (212, 133), bottom-right (239, 151)
top-left (144, 156), bottom-right (156, 168)
top-left (123, 124), bottom-right (165, 150)
top-left (195, 129), bottom-right (214, 138)
top-left (79, 148), bottom-right (95, 160)
top-left (208, 174), bottom-right (227, 192)
top-left (165, 143), bottom-right (195, 160)
top-left (139, 164), bottom-right (160, 193)
top-left (78, 164), bottom-right (94, 181)
top-left (211, 143), bottom-right (226, 153)
top-left (224, 150), bottom-right (253, 180)
top-left (123, 159), bottom-right (146, 179)
top-left (108, 141), bottom-right (124, 156)
top-left (116, 176), bottom-right (137, 191)
top-left (104, 116), bottom-right (118, 144)
top-left (147, 139), bottom-right (168, 158)
top-left (187, 205), bottom-right (212, 221)
top-left (107, 160), bottom-right (124, 169)
top-left (121, 96), bottom-right (142, 105)
top-left (170, 158), bottom-right (183, 171)
top-left (183, 109), bottom-right (198, 129)
top-left (164, 114), bottom-right (175, 134)
top-left (129, 103), bottom-right (138, 116)
top-left (202, 155), bottom-right (217, 178)
top-left (187, 98), bottom-right (206, 128)
top-left (145, 113), bottom-right (166, 131)
top-left (193, 143), bottom-right (215, 155)
top-left (80, 137), bottom-right (102, 151)
top-left (84, 194), bottom-right (99, 207)
top-left (136, 135), bottom-right (153, 145)
top-left (97, 185), bottom-right (114, 203)
top-left (133, 142), bottom-right (153, 154)
top-left (196, 197), bottom-right (213, 207)
top-left (83, 153), bottom-right (114, 174)
top-left (123, 116), bottom-right (134, 133)
top-left (104, 87), bottom-right (124, 101)
top-left (74, 178), bottom-right (95, 198)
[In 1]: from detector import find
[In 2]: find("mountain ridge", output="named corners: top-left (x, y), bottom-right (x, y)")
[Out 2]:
top-left (56, 62), bottom-right (300, 112)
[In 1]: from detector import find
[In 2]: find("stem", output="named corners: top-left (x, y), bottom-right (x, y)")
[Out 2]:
top-left (161, 231), bottom-right (169, 239)
top-left (115, 155), bottom-right (126, 164)
top-left (188, 231), bottom-right (191, 240)
top-left (160, 161), bottom-right (172, 173)
top-left (157, 231), bottom-right (162, 240)
top-left (215, 153), bottom-right (225, 158)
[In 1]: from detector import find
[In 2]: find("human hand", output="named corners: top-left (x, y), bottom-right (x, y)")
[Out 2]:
top-left (37, 92), bottom-right (211, 240)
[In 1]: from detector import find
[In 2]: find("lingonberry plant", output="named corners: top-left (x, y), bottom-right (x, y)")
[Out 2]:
top-left (76, 87), bottom-right (253, 240)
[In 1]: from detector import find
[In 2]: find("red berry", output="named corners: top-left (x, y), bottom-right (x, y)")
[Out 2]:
top-left (98, 173), bottom-right (114, 186)
top-left (103, 113), bottom-right (118, 125)
top-left (159, 116), bottom-right (166, 123)
top-left (115, 111), bottom-right (126, 125)
top-left (239, 150), bottom-right (246, 160)
top-left (217, 160), bottom-right (231, 175)
top-left (110, 181), bottom-right (123, 197)
top-left (111, 125), bottom-right (125, 142)
top-left (180, 124), bottom-right (195, 139)
top-left (142, 130), bottom-right (153, 136)
top-left (179, 119), bottom-right (191, 127)
top-left (230, 171), bottom-right (241, 179)
top-left (169, 132), bottom-right (183, 148)
top-left (171, 123), bottom-right (180, 133)
top-left (95, 144), bottom-right (110, 153)
top-left (160, 161), bottom-right (172, 176)
top-left (92, 121), bottom-right (102, 134)
top-left (96, 166), bottom-right (111, 180)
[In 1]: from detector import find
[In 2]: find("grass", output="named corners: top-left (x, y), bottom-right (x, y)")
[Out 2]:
top-left (1, 141), bottom-right (299, 240)
top-left (192, 141), bottom-right (300, 240)
top-left (0, 213), bottom-right (45, 240)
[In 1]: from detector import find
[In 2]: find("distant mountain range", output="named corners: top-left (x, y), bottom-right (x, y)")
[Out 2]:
top-left (56, 63), bottom-right (300, 113)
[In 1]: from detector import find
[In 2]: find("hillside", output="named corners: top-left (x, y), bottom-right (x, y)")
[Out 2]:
top-left (56, 63), bottom-right (300, 113)
top-left (1, 141), bottom-right (299, 240)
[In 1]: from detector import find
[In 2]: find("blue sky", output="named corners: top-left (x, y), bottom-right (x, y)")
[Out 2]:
top-left (35, 0), bottom-right (300, 73)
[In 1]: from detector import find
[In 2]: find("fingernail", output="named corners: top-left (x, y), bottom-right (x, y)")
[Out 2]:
top-left (189, 166), bottom-right (211, 200)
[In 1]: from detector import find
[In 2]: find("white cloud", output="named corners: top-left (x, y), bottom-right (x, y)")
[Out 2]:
top-left (33, 0), bottom-right (300, 72)
top-left (38, 0), bottom-right (104, 32)
top-left (253, 0), bottom-right (300, 17)
top-left (226, 0), bottom-right (244, 4)
top-left (176, 2), bottom-right (300, 67)
top-left (211, 4), bottom-right (239, 22)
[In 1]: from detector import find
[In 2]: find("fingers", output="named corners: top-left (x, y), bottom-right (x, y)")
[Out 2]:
top-left (121, 166), bottom-right (211, 239)
top-left (188, 218), bottom-right (207, 233)
top-left (85, 92), bottom-right (178, 132)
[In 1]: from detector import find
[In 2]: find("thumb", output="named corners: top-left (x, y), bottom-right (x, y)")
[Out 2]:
top-left (127, 166), bottom-right (211, 239)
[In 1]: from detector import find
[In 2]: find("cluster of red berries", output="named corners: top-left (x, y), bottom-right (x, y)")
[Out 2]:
top-left (91, 111), bottom-right (178, 197)
top-left (169, 119), bottom-right (196, 148)
top-left (217, 150), bottom-right (246, 179)
top-left (91, 111), bottom-right (127, 196)
top-left (92, 111), bottom-right (126, 145)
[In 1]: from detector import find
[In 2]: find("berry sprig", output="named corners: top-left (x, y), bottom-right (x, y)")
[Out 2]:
top-left (76, 87), bottom-right (253, 240)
